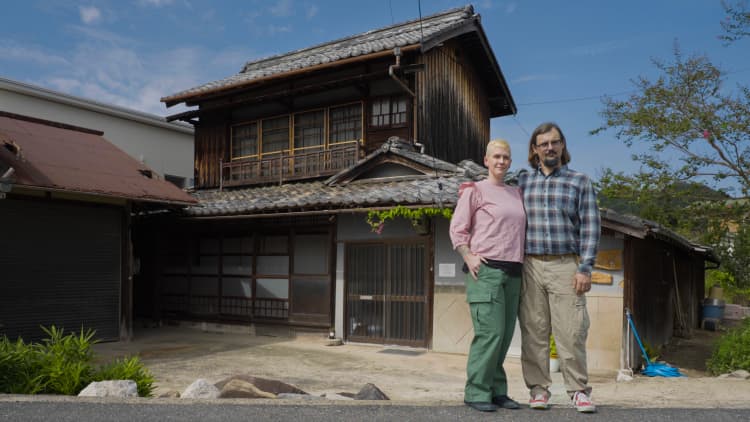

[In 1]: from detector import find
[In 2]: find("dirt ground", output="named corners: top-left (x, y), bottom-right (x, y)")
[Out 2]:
top-left (89, 324), bottom-right (750, 408)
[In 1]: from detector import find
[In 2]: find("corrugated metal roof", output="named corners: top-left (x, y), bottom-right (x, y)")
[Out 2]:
top-left (0, 111), bottom-right (197, 205)
top-left (162, 5), bottom-right (478, 104)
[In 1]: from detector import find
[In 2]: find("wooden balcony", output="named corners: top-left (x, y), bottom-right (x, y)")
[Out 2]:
top-left (222, 141), bottom-right (361, 187)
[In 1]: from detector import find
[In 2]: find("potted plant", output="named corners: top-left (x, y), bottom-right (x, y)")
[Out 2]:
top-left (550, 335), bottom-right (560, 372)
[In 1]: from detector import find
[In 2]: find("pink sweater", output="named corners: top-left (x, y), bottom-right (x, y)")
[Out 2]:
top-left (449, 179), bottom-right (526, 263)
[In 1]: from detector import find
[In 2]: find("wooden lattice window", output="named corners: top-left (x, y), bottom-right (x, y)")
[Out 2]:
top-left (329, 103), bottom-right (362, 144)
top-left (262, 116), bottom-right (290, 155)
top-left (370, 96), bottom-right (408, 128)
top-left (231, 122), bottom-right (258, 159)
top-left (294, 110), bottom-right (325, 150)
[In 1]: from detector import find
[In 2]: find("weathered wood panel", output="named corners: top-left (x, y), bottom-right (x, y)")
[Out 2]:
top-left (416, 40), bottom-right (491, 164)
top-left (195, 117), bottom-right (228, 189)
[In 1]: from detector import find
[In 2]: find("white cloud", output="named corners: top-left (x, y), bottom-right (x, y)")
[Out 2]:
top-left (505, 2), bottom-right (517, 14)
top-left (306, 4), bottom-right (318, 19)
top-left (0, 41), bottom-right (70, 66)
top-left (69, 25), bottom-right (134, 45)
top-left (79, 6), bottom-right (102, 24)
top-left (269, 0), bottom-right (293, 17)
top-left (267, 24), bottom-right (292, 35)
top-left (137, 0), bottom-right (175, 7)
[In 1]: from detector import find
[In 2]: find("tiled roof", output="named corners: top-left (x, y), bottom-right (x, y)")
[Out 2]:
top-left (0, 112), bottom-right (196, 205)
top-left (186, 176), bottom-right (467, 217)
top-left (185, 139), bottom-right (487, 217)
top-left (163, 5), bottom-right (477, 104)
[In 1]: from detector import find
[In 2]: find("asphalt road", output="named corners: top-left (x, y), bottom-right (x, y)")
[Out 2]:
top-left (1, 401), bottom-right (748, 422)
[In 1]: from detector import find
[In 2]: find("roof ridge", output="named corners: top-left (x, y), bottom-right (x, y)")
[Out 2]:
top-left (240, 5), bottom-right (474, 73)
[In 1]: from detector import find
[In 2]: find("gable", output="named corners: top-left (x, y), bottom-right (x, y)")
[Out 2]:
top-left (356, 162), bottom-right (424, 180)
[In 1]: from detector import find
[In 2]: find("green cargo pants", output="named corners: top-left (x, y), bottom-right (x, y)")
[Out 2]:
top-left (464, 264), bottom-right (522, 402)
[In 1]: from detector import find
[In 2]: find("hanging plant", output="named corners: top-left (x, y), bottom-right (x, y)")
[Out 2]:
top-left (366, 205), bottom-right (453, 234)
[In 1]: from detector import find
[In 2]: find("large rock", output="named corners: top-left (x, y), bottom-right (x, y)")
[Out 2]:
top-left (353, 383), bottom-right (390, 400)
top-left (78, 380), bottom-right (138, 398)
top-left (214, 374), bottom-right (307, 395)
top-left (181, 379), bottom-right (220, 399)
top-left (218, 379), bottom-right (277, 399)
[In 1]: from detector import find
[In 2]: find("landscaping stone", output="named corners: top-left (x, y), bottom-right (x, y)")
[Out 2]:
top-left (181, 379), bottom-right (220, 399)
top-left (78, 380), bottom-right (138, 398)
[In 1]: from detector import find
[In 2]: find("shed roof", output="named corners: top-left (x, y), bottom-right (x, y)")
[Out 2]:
top-left (600, 208), bottom-right (718, 263)
top-left (0, 111), bottom-right (197, 205)
top-left (162, 5), bottom-right (514, 116)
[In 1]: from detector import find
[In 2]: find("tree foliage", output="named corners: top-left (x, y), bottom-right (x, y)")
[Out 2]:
top-left (592, 48), bottom-right (750, 196)
top-left (720, 0), bottom-right (750, 44)
top-left (596, 169), bottom-right (730, 235)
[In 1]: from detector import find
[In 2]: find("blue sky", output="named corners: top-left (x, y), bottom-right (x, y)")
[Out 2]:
top-left (1, 0), bottom-right (748, 193)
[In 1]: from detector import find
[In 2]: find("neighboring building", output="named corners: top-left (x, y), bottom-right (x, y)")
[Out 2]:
top-left (133, 4), bottom-right (716, 371)
top-left (0, 77), bottom-right (194, 187)
top-left (0, 111), bottom-right (196, 342)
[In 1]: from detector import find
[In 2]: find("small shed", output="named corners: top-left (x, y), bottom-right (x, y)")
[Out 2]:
top-left (0, 111), bottom-right (196, 342)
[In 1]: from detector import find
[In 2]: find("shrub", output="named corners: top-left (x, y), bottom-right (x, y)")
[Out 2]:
top-left (35, 326), bottom-right (97, 395)
top-left (0, 337), bottom-right (45, 394)
top-left (0, 326), bottom-right (156, 396)
top-left (93, 356), bottom-right (155, 397)
top-left (707, 318), bottom-right (750, 375)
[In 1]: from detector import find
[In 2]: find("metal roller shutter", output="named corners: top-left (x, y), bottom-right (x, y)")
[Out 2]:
top-left (0, 198), bottom-right (121, 342)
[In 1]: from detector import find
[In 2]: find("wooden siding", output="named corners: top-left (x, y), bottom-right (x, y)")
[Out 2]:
top-left (195, 117), bottom-right (228, 189)
top-left (416, 41), bottom-right (491, 164)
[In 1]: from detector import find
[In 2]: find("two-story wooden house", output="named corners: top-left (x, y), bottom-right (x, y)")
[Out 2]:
top-left (135, 6), bottom-right (718, 374)
top-left (137, 5), bottom-right (515, 348)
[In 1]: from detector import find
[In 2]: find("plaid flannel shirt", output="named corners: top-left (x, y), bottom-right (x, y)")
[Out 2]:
top-left (517, 165), bottom-right (601, 274)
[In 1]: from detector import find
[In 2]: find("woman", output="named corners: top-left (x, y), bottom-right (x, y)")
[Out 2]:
top-left (449, 139), bottom-right (526, 412)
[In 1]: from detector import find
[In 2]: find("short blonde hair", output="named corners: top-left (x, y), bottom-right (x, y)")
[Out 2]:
top-left (486, 139), bottom-right (511, 157)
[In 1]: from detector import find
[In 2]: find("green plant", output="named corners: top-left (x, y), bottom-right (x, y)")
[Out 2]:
top-left (549, 335), bottom-right (558, 359)
top-left (707, 318), bottom-right (750, 375)
top-left (642, 340), bottom-right (659, 362)
top-left (366, 206), bottom-right (453, 234)
top-left (0, 325), bottom-right (157, 396)
top-left (93, 356), bottom-right (155, 397)
top-left (33, 326), bottom-right (98, 395)
top-left (0, 337), bottom-right (45, 394)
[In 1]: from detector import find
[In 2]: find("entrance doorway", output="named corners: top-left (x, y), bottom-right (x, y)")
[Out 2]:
top-left (345, 240), bottom-right (430, 347)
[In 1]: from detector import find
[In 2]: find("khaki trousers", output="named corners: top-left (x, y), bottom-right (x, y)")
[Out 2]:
top-left (518, 255), bottom-right (592, 397)
top-left (464, 264), bottom-right (522, 402)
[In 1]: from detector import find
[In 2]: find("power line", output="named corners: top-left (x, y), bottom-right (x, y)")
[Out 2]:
top-left (518, 90), bottom-right (634, 107)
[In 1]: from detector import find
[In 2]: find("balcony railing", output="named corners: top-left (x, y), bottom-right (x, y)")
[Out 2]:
top-left (222, 141), bottom-right (361, 187)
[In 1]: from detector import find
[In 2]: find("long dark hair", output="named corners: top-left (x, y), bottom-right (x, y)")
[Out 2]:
top-left (526, 122), bottom-right (571, 168)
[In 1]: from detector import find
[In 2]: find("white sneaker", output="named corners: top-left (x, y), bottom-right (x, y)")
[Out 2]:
top-left (572, 391), bottom-right (596, 413)
top-left (529, 393), bottom-right (550, 410)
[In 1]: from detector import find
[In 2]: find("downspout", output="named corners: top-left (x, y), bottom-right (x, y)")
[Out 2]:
top-left (388, 47), bottom-right (416, 97)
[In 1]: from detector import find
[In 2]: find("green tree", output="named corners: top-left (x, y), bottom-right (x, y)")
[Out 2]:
top-left (596, 169), bottom-right (730, 237)
top-left (720, 0), bottom-right (750, 44)
top-left (592, 48), bottom-right (750, 197)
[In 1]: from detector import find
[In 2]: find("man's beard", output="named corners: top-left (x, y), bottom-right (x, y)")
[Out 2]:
top-left (543, 156), bottom-right (559, 167)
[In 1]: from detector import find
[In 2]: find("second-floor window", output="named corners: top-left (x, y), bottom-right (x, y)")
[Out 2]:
top-left (230, 102), bottom-right (363, 160)
top-left (232, 122), bottom-right (258, 159)
top-left (294, 110), bottom-right (325, 150)
top-left (370, 96), bottom-right (408, 128)
top-left (329, 103), bottom-right (362, 144)
top-left (262, 116), bottom-right (290, 155)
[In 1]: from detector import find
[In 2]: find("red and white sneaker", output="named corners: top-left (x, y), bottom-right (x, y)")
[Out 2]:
top-left (572, 391), bottom-right (596, 413)
top-left (529, 393), bottom-right (550, 410)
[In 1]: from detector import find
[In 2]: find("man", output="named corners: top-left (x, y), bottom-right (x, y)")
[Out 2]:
top-left (517, 122), bottom-right (600, 413)
top-left (449, 140), bottom-right (526, 412)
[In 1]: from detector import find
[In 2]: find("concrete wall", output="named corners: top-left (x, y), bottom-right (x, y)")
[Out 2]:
top-left (0, 78), bottom-right (194, 183)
